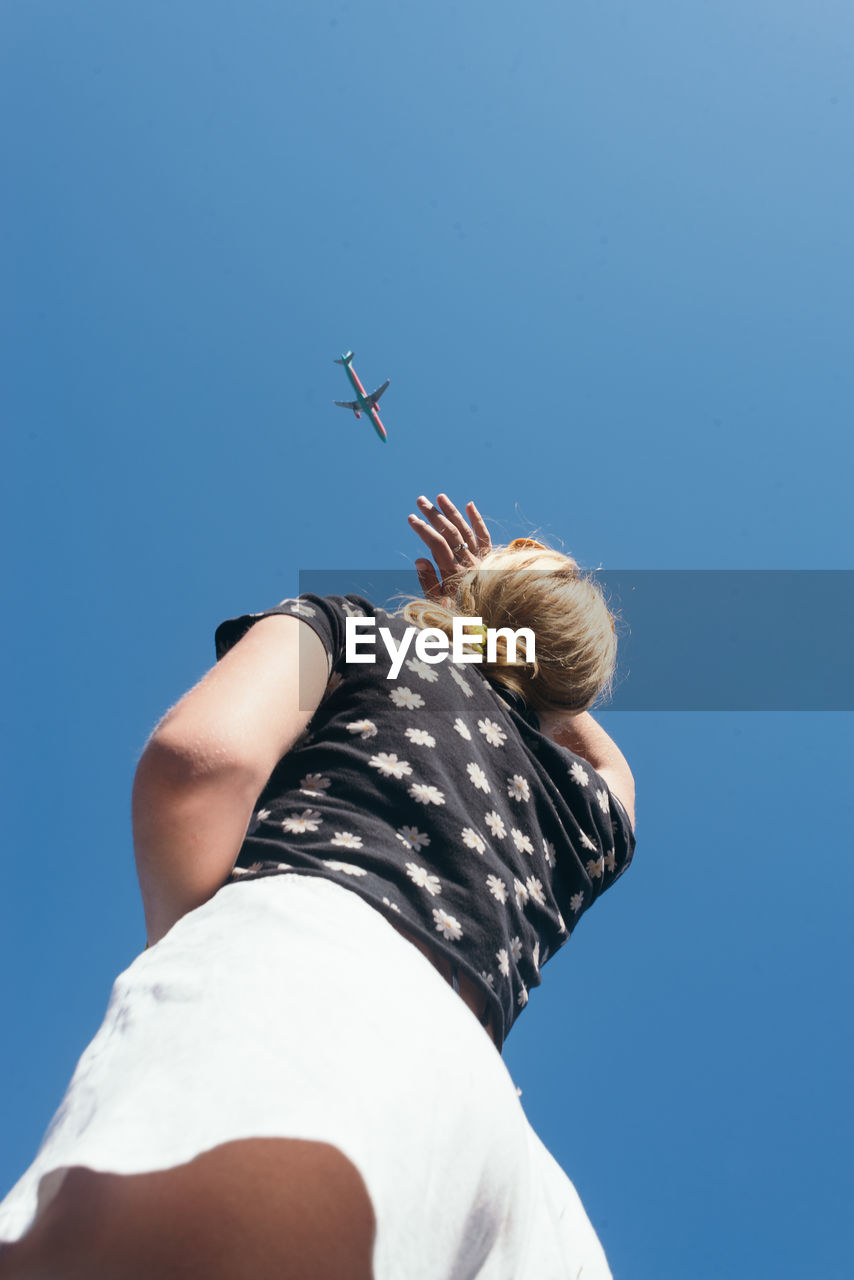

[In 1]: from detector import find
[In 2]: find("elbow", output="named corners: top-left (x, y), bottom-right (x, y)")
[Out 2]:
top-left (136, 721), bottom-right (252, 790)
top-left (132, 726), bottom-right (269, 849)
top-left (132, 729), bottom-right (263, 946)
top-left (132, 726), bottom-right (263, 838)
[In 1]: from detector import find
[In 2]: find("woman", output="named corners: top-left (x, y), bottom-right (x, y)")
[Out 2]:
top-left (0, 493), bottom-right (636, 1280)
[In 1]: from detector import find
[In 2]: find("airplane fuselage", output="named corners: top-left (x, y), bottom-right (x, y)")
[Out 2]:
top-left (338, 357), bottom-right (388, 442)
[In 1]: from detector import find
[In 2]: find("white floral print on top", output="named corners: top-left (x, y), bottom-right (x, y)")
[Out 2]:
top-left (466, 763), bottom-right (490, 793)
top-left (596, 787), bottom-right (610, 815)
top-left (477, 718), bottom-right (507, 747)
top-left (432, 907), bottom-right (463, 940)
top-left (526, 876), bottom-right (546, 907)
top-left (507, 775), bottom-right (530, 802)
top-left (247, 808), bottom-right (271, 835)
top-left (448, 666), bottom-right (473, 696)
top-left (396, 825), bottom-right (431, 851)
top-left (281, 809), bottom-right (323, 834)
top-left (461, 827), bottom-right (486, 854)
top-left (323, 860), bottom-right (368, 876)
top-left (408, 783), bottom-right (445, 806)
top-left (570, 891), bottom-right (585, 913)
top-left (405, 727), bottom-right (436, 748)
top-left (405, 657), bottom-right (440, 683)
top-left (330, 831), bottom-right (364, 849)
top-left (511, 828), bottom-right (534, 855)
top-left (405, 863), bottom-right (442, 896)
top-left (543, 839), bottom-right (556, 867)
top-left (484, 811), bottom-right (506, 839)
top-left (570, 760), bottom-right (590, 787)
top-left (390, 686), bottom-right (425, 710)
top-left (497, 948), bottom-right (510, 977)
top-left (300, 773), bottom-right (331, 795)
top-left (453, 718), bottom-right (472, 740)
top-left (346, 719), bottom-right (378, 739)
top-left (486, 874), bottom-right (508, 904)
top-left (288, 600), bottom-right (316, 618)
top-left (369, 752), bottom-right (413, 779)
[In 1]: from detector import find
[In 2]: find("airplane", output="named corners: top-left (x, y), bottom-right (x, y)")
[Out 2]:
top-left (333, 350), bottom-right (390, 443)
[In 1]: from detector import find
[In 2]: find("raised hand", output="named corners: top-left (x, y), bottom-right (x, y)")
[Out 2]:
top-left (408, 494), bottom-right (492, 602)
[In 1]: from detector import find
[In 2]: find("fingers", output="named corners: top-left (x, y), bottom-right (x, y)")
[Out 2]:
top-left (434, 494), bottom-right (492, 557)
top-left (408, 493), bottom-right (492, 600)
top-left (415, 495), bottom-right (472, 557)
top-left (407, 511), bottom-right (464, 585)
top-left (415, 498), bottom-right (478, 578)
top-left (414, 556), bottom-right (442, 601)
top-left (464, 500), bottom-right (492, 554)
top-left (434, 494), bottom-right (478, 553)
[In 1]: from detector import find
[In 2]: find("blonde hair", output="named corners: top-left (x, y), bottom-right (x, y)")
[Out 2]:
top-left (395, 542), bottom-right (618, 715)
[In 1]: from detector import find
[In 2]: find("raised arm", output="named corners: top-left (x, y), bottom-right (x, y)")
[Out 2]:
top-left (406, 497), bottom-right (635, 828)
top-left (539, 710), bottom-right (635, 830)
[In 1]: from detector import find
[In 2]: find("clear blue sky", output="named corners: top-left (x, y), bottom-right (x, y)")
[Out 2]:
top-left (2, 3), bottom-right (852, 1276)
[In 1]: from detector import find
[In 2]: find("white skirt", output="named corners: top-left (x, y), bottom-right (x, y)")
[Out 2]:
top-left (0, 874), bottom-right (612, 1280)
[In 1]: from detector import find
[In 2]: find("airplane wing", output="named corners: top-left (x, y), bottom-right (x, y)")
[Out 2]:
top-left (366, 379), bottom-right (390, 408)
top-left (334, 399), bottom-right (360, 410)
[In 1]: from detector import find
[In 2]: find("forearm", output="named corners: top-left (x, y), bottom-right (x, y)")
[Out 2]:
top-left (133, 738), bottom-right (260, 946)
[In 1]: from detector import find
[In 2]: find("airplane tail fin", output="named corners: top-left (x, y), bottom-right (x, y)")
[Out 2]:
top-left (334, 350), bottom-right (354, 366)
